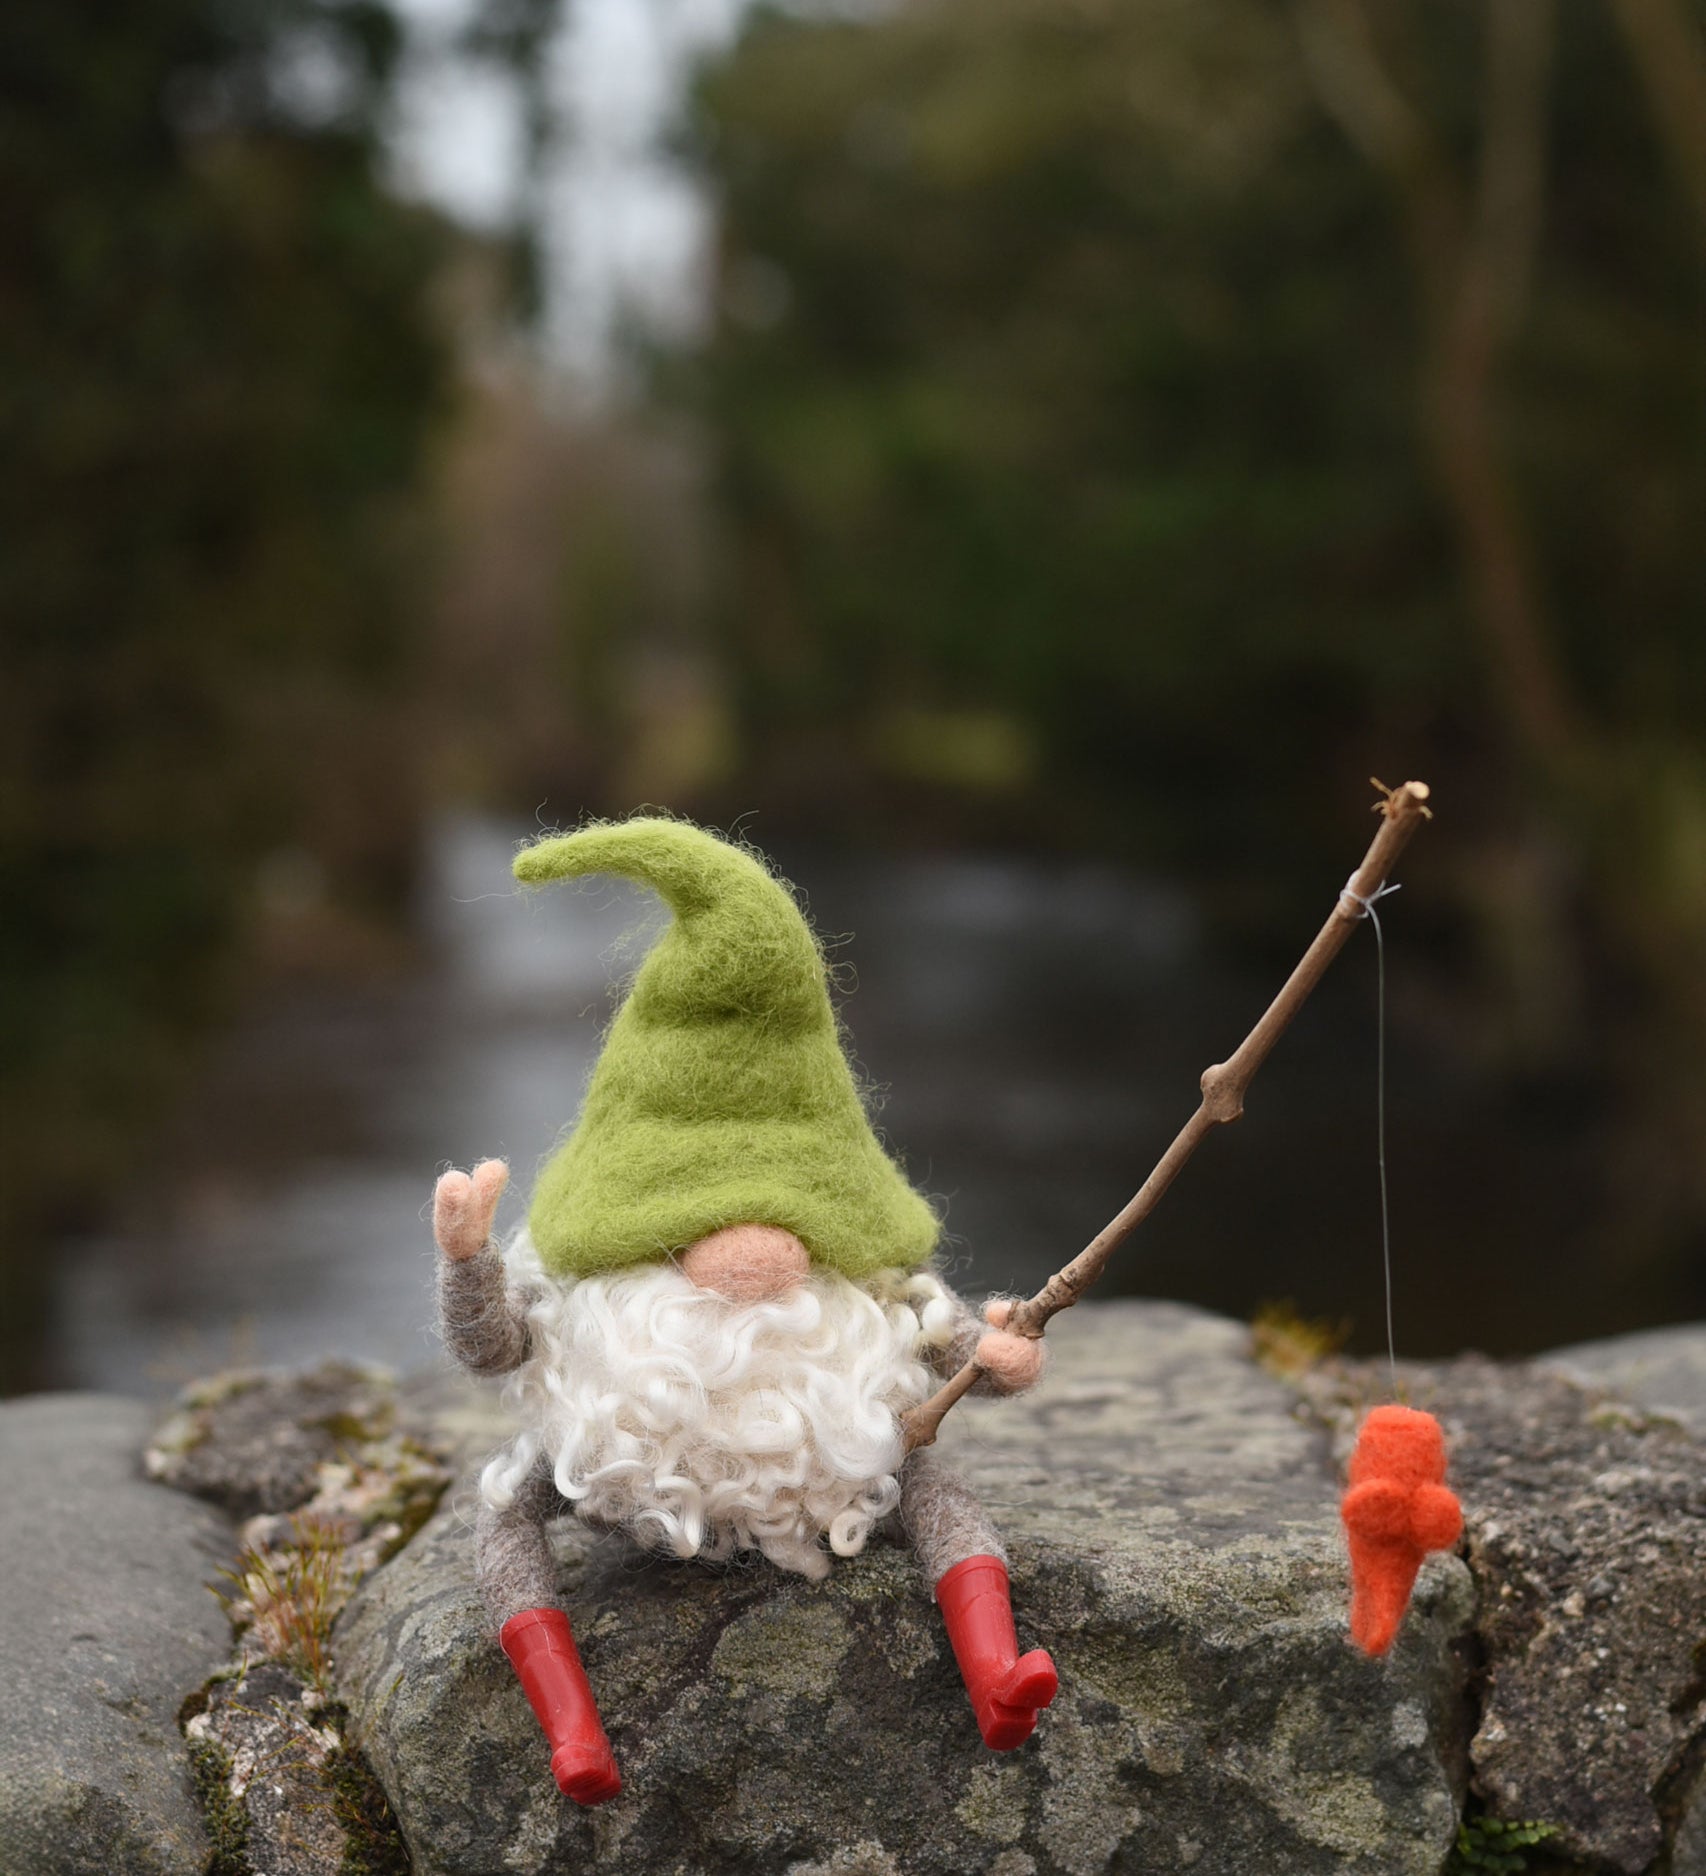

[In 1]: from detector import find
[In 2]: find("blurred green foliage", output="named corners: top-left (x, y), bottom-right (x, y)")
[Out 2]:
top-left (694, 0), bottom-right (1429, 863)
top-left (3, 0), bottom-right (1700, 1387)
top-left (0, 0), bottom-right (452, 1383)
top-left (683, 0), bottom-right (1704, 1273)
top-left (691, 0), bottom-right (1700, 861)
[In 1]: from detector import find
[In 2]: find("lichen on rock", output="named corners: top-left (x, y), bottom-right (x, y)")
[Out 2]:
top-left (154, 1361), bottom-right (452, 1875)
top-left (146, 1360), bottom-right (446, 1525)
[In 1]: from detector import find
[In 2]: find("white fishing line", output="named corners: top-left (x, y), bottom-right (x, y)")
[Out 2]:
top-left (1340, 874), bottom-right (1402, 1395)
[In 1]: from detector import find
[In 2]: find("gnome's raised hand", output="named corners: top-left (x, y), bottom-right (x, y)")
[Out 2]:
top-left (434, 1158), bottom-right (509, 1261)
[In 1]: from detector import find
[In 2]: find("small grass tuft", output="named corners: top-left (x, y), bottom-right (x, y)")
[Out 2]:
top-left (1250, 1298), bottom-right (1350, 1380)
top-left (215, 1515), bottom-right (346, 1689)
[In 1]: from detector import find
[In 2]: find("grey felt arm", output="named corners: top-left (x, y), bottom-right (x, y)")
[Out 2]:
top-left (437, 1245), bottom-right (533, 1376)
top-left (927, 1284), bottom-right (1037, 1398)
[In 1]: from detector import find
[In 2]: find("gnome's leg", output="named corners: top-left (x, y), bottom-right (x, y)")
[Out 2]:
top-left (900, 1446), bottom-right (1006, 1584)
top-left (476, 1462), bottom-right (621, 1806)
top-left (900, 1450), bottom-right (1058, 1752)
top-left (476, 1462), bottom-right (567, 1628)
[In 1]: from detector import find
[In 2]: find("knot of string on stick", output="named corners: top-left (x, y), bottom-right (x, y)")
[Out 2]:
top-left (1340, 876), bottom-right (1402, 919)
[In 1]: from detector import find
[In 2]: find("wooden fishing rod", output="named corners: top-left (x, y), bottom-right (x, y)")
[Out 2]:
top-left (900, 778), bottom-right (1434, 1452)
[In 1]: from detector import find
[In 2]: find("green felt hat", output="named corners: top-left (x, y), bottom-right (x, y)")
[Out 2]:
top-left (513, 818), bottom-right (940, 1281)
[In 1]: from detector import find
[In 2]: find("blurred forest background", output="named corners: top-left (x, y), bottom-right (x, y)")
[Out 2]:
top-left (3, 0), bottom-right (1702, 1393)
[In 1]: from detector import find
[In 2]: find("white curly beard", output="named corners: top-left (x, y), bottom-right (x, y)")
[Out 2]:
top-left (479, 1234), bottom-right (957, 1580)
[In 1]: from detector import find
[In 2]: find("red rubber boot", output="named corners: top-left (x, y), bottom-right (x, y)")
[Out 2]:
top-left (499, 1608), bottom-right (622, 1804)
top-left (935, 1555), bottom-right (1058, 1750)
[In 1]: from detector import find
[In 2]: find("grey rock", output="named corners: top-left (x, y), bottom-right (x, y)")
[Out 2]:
top-left (0, 1393), bottom-right (236, 1876)
top-left (1539, 1321), bottom-right (1706, 1439)
top-left (393, 1365), bottom-right (515, 1474)
top-left (185, 1661), bottom-right (350, 1876)
top-left (335, 1301), bottom-right (1474, 1876)
top-left (1303, 1347), bottom-right (1706, 1875)
top-left (1452, 1364), bottom-right (1704, 1876)
top-left (1674, 1760), bottom-right (1706, 1876)
top-left (145, 1360), bottom-right (409, 1519)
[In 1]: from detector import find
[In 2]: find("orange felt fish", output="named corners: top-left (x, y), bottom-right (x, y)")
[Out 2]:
top-left (1341, 1404), bottom-right (1462, 1655)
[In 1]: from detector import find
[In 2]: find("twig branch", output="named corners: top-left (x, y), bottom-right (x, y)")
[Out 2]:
top-left (900, 778), bottom-right (1435, 1452)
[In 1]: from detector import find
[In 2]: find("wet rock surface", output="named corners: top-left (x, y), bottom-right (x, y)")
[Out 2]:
top-left (1302, 1329), bottom-right (1706, 1876)
top-left (0, 1393), bottom-right (235, 1876)
top-left (335, 1302), bottom-right (1476, 1876)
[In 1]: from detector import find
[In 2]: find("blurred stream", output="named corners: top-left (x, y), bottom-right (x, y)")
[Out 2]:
top-left (52, 812), bottom-right (1611, 1395)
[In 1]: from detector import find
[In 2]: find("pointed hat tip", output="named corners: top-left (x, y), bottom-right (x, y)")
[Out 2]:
top-left (513, 817), bottom-right (755, 909)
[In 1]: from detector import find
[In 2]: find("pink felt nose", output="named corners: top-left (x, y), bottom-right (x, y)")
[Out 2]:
top-left (680, 1225), bottom-right (810, 1303)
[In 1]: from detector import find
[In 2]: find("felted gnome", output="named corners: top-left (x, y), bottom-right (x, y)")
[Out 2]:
top-left (432, 818), bottom-right (1057, 1804)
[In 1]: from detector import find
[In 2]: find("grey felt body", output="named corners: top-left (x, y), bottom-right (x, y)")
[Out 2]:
top-left (439, 1251), bottom-right (1016, 1626)
top-left (438, 1246), bottom-right (532, 1376)
top-left (899, 1447), bottom-right (1006, 1585)
top-left (476, 1461), bottom-right (566, 1629)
